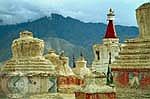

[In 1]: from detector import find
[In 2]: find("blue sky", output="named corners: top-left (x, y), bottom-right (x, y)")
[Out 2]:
top-left (0, 0), bottom-right (149, 26)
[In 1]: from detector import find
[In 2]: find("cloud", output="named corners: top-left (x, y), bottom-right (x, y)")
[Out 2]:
top-left (0, 0), bottom-right (149, 25)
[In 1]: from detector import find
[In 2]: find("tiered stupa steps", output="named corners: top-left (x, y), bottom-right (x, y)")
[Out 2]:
top-left (1, 31), bottom-right (56, 74)
top-left (112, 38), bottom-right (150, 69)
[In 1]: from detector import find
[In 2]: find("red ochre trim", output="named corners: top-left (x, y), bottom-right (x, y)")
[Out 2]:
top-left (75, 92), bottom-right (116, 94)
top-left (112, 68), bottom-right (150, 72)
top-left (75, 92), bottom-right (116, 99)
top-left (104, 20), bottom-right (117, 38)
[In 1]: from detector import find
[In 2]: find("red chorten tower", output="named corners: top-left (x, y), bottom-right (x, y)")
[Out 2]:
top-left (92, 8), bottom-right (121, 74)
top-left (104, 8), bottom-right (117, 38)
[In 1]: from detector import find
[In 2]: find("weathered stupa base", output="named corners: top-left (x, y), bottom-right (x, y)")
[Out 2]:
top-left (29, 93), bottom-right (77, 99)
top-left (75, 74), bottom-right (116, 99)
top-left (116, 87), bottom-right (150, 99)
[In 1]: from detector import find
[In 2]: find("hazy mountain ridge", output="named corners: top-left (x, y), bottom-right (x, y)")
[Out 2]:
top-left (44, 37), bottom-right (89, 66)
top-left (0, 13), bottom-right (139, 64)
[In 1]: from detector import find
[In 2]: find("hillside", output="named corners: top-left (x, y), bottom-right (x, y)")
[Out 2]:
top-left (0, 13), bottom-right (139, 64)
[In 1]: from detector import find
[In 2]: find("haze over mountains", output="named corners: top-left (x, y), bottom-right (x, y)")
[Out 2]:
top-left (0, 13), bottom-right (139, 65)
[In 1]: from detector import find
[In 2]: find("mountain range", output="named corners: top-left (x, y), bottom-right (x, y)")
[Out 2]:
top-left (0, 13), bottom-right (139, 66)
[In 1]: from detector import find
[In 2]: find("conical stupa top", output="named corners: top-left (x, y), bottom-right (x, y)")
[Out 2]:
top-left (104, 8), bottom-right (117, 38)
top-left (77, 74), bottom-right (115, 93)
